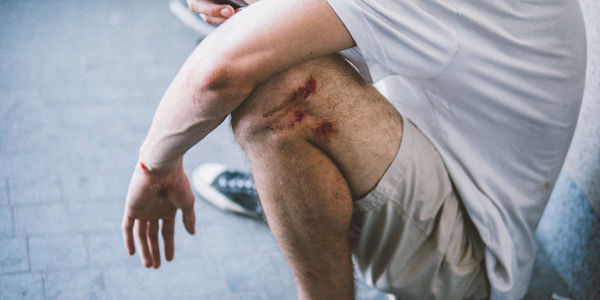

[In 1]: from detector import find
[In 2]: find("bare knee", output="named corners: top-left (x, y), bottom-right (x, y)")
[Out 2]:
top-left (230, 76), bottom-right (310, 148)
top-left (231, 54), bottom-right (356, 149)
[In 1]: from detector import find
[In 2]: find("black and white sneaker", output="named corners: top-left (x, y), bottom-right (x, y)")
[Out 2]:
top-left (192, 163), bottom-right (263, 219)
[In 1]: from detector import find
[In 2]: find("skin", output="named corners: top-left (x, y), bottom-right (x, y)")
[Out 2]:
top-left (122, 0), bottom-right (401, 298)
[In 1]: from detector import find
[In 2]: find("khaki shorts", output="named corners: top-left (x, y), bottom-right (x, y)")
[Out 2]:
top-left (350, 115), bottom-right (489, 300)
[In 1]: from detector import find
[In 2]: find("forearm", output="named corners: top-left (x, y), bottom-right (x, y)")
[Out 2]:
top-left (138, 44), bottom-right (252, 170)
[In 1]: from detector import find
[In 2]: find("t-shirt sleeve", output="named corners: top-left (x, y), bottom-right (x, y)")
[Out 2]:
top-left (327, 0), bottom-right (459, 82)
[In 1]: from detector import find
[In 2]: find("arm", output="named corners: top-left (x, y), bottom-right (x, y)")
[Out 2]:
top-left (122, 0), bottom-right (355, 294)
top-left (139, 0), bottom-right (355, 171)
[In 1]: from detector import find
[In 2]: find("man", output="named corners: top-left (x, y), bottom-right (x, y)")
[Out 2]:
top-left (121, 0), bottom-right (587, 298)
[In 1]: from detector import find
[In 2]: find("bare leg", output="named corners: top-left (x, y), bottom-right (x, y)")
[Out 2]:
top-left (231, 54), bottom-right (403, 299)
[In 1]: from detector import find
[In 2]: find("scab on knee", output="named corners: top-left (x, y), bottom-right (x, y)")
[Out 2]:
top-left (262, 77), bottom-right (331, 135)
top-left (261, 77), bottom-right (336, 141)
top-left (232, 70), bottom-right (339, 147)
top-left (313, 120), bottom-right (335, 141)
top-left (262, 77), bottom-right (316, 120)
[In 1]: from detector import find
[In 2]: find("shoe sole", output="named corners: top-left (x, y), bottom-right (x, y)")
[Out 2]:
top-left (191, 163), bottom-right (260, 218)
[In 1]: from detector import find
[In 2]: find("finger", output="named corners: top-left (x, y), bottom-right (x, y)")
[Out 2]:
top-left (200, 15), bottom-right (229, 25)
top-left (182, 206), bottom-right (196, 235)
top-left (188, 1), bottom-right (234, 18)
top-left (134, 219), bottom-right (152, 268)
top-left (147, 220), bottom-right (161, 269)
top-left (121, 215), bottom-right (135, 255)
top-left (161, 216), bottom-right (176, 261)
top-left (219, 5), bottom-right (235, 17)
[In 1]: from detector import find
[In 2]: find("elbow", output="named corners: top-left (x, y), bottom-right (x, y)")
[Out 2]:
top-left (184, 60), bottom-right (255, 116)
top-left (191, 61), bottom-right (232, 92)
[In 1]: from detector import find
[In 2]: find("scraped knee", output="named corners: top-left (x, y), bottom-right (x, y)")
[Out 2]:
top-left (231, 81), bottom-right (315, 149)
top-left (231, 54), bottom-right (369, 151)
top-left (232, 63), bottom-right (323, 146)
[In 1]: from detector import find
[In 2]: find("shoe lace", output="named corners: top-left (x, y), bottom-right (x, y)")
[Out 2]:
top-left (214, 170), bottom-right (262, 215)
top-left (215, 171), bottom-right (256, 194)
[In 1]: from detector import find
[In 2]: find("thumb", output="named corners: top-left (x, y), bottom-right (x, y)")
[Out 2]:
top-left (219, 5), bottom-right (234, 17)
top-left (182, 206), bottom-right (196, 235)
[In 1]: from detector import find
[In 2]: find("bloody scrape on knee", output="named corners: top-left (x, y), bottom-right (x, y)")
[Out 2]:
top-left (261, 77), bottom-right (336, 141)
top-left (262, 77), bottom-right (317, 131)
top-left (291, 77), bottom-right (316, 100)
top-left (314, 120), bottom-right (335, 140)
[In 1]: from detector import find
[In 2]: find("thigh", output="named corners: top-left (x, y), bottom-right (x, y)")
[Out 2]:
top-left (231, 54), bottom-right (403, 199)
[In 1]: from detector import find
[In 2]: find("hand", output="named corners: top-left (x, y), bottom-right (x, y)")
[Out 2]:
top-left (121, 158), bottom-right (196, 268)
top-left (187, 0), bottom-right (252, 25)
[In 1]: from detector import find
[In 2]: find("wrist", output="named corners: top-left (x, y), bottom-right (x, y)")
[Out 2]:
top-left (138, 140), bottom-right (184, 174)
top-left (137, 157), bottom-right (182, 175)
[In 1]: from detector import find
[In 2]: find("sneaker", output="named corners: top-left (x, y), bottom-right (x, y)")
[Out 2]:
top-left (191, 163), bottom-right (263, 219)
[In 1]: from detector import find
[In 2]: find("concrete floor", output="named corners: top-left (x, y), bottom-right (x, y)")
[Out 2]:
top-left (0, 0), bottom-right (592, 299)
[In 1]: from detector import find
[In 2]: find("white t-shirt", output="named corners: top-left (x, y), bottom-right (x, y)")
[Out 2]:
top-left (330, 0), bottom-right (587, 298)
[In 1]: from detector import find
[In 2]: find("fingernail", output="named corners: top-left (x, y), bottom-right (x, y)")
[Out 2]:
top-left (221, 7), bottom-right (233, 17)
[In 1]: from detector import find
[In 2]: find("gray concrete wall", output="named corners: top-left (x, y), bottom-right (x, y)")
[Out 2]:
top-left (535, 1), bottom-right (600, 298)
top-left (565, 0), bottom-right (600, 218)
top-left (536, 173), bottom-right (600, 299)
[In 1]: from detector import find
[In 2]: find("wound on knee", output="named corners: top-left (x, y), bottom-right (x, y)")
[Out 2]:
top-left (290, 109), bottom-right (305, 123)
top-left (314, 120), bottom-right (334, 139)
top-left (265, 109), bottom-right (306, 131)
top-left (262, 77), bottom-right (316, 132)
top-left (291, 77), bottom-right (316, 100)
top-left (262, 77), bottom-right (317, 118)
